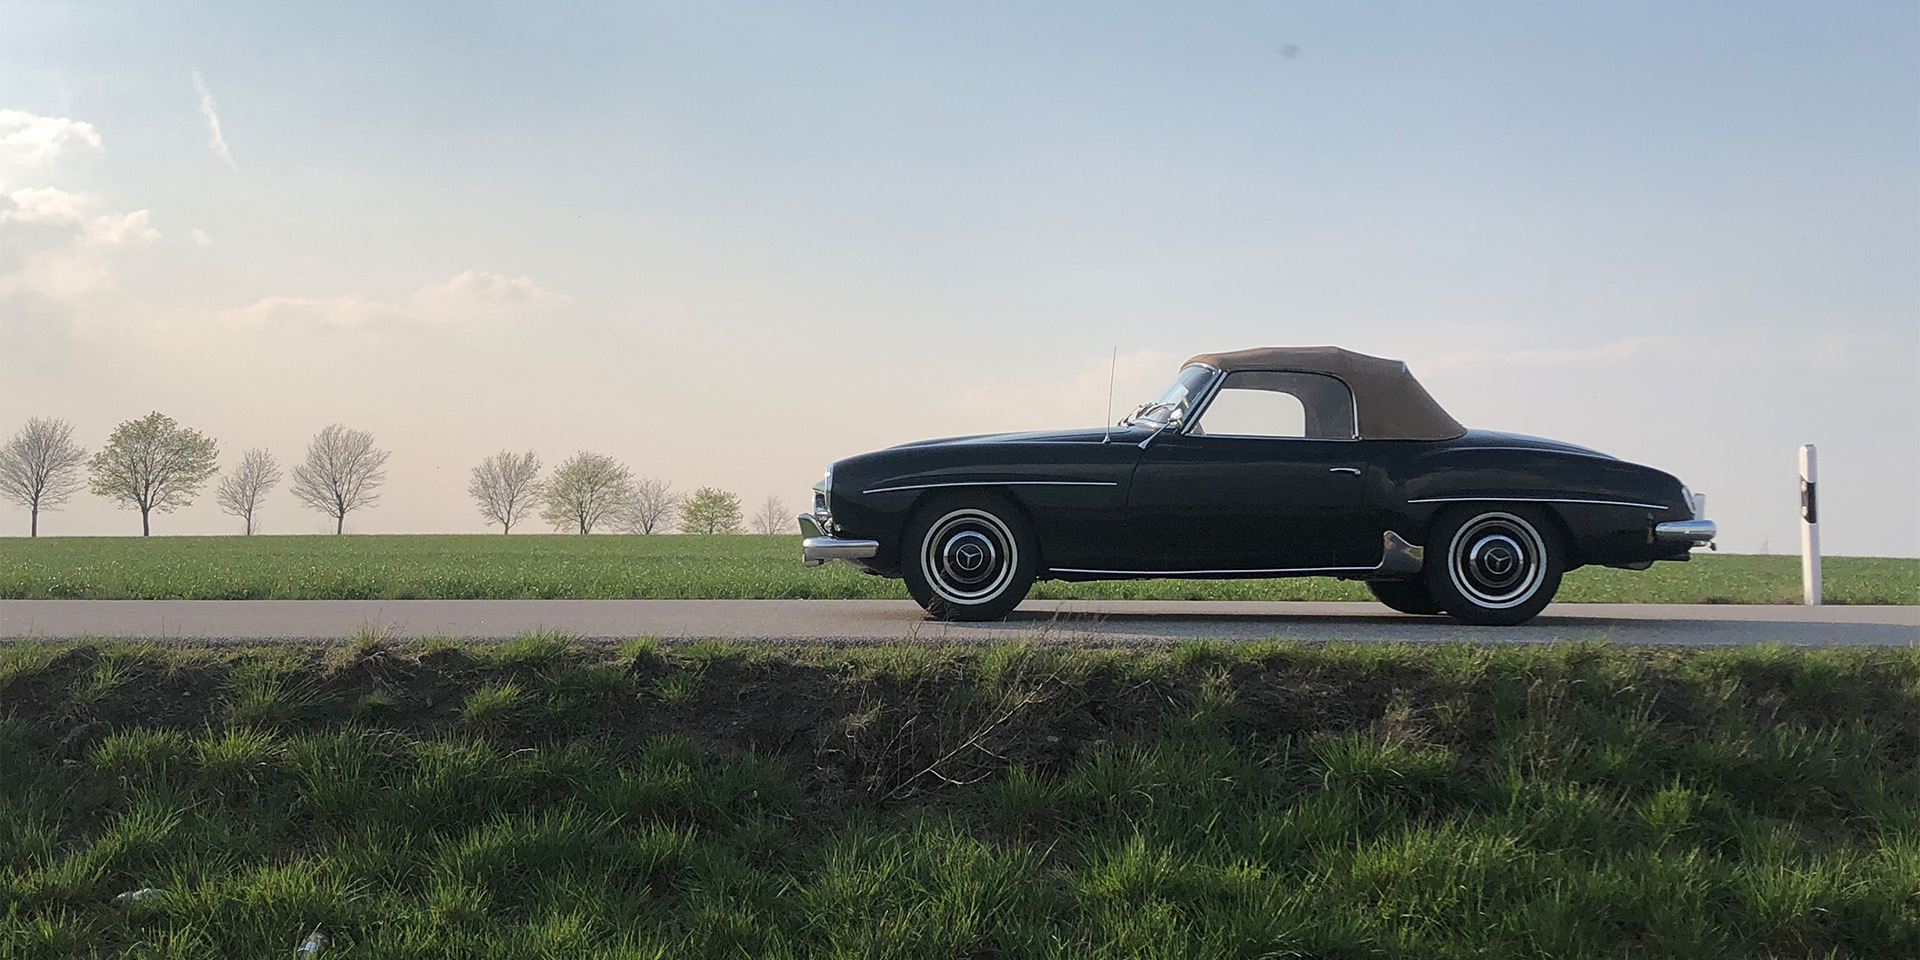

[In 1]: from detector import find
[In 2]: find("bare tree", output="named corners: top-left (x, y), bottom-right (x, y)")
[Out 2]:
top-left (681, 486), bottom-right (743, 534)
top-left (215, 448), bottom-right (282, 535)
top-left (87, 412), bottom-right (220, 536)
top-left (468, 450), bottom-right (544, 533)
top-left (751, 494), bottom-right (790, 535)
top-left (290, 424), bottom-right (391, 535)
top-left (0, 417), bottom-right (88, 537)
top-left (619, 477), bottom-right (681, 534)
top-left (540, 452), bottom-right (634, 534)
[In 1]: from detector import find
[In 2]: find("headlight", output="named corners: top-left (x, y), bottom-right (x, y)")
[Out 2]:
top-left (812, 467), bottom-right (833, 531)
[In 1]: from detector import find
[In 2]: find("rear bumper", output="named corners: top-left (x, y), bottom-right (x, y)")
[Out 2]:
top-left (798, 513), bottom-right (880, 568)
top-left (1654, 519), bottom-right (1717, 544)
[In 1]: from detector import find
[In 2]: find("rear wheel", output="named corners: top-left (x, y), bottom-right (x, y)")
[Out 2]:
top-left (901, 493), bottom-right (1037, 622)
top-left (1423, 506), bottom-right (1563, 626)
top-left (1367, 579), bottom-right (1445, 615)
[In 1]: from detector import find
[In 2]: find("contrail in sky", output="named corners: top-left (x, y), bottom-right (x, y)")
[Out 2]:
top-left (192, 67), bottom-right (238, 170)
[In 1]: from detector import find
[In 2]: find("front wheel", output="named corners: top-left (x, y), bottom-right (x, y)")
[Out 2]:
top-left (1423, 506), bottom-right (1564, 626)
top-left (901, 494), bottom-right (1037, 622)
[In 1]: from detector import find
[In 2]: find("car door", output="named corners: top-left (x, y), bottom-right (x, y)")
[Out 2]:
top-left (1127, 371), bottom-right (1378, 571)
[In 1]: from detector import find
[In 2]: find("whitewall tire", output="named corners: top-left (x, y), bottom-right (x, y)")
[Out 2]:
top-left (901, 494), bottom-right (1037, 622)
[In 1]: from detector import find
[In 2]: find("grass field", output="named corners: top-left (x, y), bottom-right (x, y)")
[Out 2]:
top-left (0, 534), bottom-right (1914, 604)
top-left (1, 637), bottom-right (1916, 958)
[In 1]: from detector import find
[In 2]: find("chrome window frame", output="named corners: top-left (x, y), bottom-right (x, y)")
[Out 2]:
top-left (1133, 361), bottom-right (1222, 431)
top-left (1180, 369), bottom-right (1362, 442)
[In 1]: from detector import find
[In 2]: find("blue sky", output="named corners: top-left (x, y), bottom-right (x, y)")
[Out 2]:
top-left (2, 1), bottom-right (1915, 554)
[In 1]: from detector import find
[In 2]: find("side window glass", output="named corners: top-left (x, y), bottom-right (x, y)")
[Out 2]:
top-left (1193, 372), bottom-right (1355, 440)
top-left (1196, 387), bottom-right (1308, 437)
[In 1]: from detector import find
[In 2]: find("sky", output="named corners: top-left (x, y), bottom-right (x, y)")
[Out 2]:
top-left (1, 1), bottom-right (1915, 555)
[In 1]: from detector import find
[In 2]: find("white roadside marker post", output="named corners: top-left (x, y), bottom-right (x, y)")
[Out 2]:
top-left (1799, 444), bottom-right (1820, 606)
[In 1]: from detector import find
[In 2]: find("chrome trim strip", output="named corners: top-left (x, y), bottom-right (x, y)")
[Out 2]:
top-left (1654, 519), bottom-right (1717, 543)
top-left (1051, 564), bottom-right (1378, 576)
top-left (1052, 531), bottom-right (1424, 578)
top-left (1407, 496), bottom-right (1669, 510)
top-left (861, 480), bottom-right (1118, 495)
top-left (802, 535), bottom-right (880, 567)
top-left (1189, 433), bottom-right (1364, 443)
top-left (1447, 445), bottom-right (1617, 461)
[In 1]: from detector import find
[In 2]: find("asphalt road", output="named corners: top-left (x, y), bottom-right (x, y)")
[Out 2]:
top-left (1, 599), bottom-right (1914, 646)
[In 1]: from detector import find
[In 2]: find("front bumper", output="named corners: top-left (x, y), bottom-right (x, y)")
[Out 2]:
top-left (798, 513), bottom-right (879, 567)
top-left (1654, 519), bottom-right (1717, 545)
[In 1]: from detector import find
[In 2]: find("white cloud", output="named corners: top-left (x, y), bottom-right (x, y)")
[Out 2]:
top-left (0, 206), bottom-right (159, 300)
top-left (225, 271), bottom-right (564, 328)
top-left (1, 185), bottom-right (93, 224)
top-left (191, 228), bottom-right (213, 246)
top-left (412, 270), bottom-right (561, 311)
top-left (234, 294), bottom-right (400, 327)
top-left (191, 69), bottom-right (238, 171)
top-left (83, 209), bottom-right (161, 246)
top-left (0, 111), bottom-right (162, 300)
top-left (0, 109), bottom-right (102, 167)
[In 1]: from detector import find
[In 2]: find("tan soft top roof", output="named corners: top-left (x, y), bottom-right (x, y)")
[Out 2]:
top-left (1184, 346), bottom-right (1465, 441)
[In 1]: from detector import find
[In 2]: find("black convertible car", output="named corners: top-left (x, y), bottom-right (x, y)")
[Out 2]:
top-left (798, 347), bottom-right (1715, 625)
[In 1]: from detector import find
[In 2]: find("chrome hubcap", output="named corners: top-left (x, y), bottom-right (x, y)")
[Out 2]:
top-left (1448, 513), bottom-right (1546, 609)
top-left (922, 509), bottom-right (1017, 605)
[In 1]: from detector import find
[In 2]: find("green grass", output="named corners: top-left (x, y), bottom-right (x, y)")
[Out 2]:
top-left (1, 534), bottom-right (1913, 603)
top-left (2, 637), bottom-right (1917, 957)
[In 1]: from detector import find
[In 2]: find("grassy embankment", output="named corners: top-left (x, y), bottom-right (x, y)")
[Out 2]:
top-left (2, 636), bottom-right (1917, 957)
top-left (0, 535), bottom-right (1914, 603)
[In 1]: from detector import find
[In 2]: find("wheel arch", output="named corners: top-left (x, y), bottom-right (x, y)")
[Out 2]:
top-left (901, 486), bottom-right (1049, 572)
top-left (1413, 500), bottom-right (1584, 571)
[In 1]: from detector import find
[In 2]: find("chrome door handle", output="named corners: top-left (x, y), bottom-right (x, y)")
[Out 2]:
top-left (1328, 467), bottom-right (1361, 475)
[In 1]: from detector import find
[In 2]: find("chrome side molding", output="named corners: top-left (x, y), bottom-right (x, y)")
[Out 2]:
top-left (1051, 530), bottom-right (1425, 579)
top-left (861, 479), bottom-right (1118, 495)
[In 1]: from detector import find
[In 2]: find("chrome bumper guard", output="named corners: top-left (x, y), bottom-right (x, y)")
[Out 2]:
top-left (798, 513), bottom-right (879, 567)
top-left (1654, 519), bottom-right (1717, 544)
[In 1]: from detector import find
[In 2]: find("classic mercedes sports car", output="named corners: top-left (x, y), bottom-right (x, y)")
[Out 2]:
top-left (798, 347), bottom-right (1716, 625)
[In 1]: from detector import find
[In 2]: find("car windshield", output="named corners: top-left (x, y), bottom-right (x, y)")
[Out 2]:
top-left (1126, 364), bottom-right (1217, 427)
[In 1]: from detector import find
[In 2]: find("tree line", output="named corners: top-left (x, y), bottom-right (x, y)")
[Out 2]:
top-left (467, 449), bottom-right (789, 536)
top-left (0, 415), bottom-right (793, 537)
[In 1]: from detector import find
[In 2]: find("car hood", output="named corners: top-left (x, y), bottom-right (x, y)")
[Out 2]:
top-left (1458, 430), bottom-right (1615, 460)
top-left (885, 426), bottom-right (1137, 450)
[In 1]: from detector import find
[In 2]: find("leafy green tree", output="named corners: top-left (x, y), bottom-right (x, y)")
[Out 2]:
top-left (540, 452), bottom-right (633, 534)
top-left (681, 486), bottom-right (743, 534)
top-left (87, 412), bottom-right (220, 536)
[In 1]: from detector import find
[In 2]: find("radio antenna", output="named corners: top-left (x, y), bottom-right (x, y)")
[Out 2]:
top-left (1103, 347), bottom-right (1118, 442)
